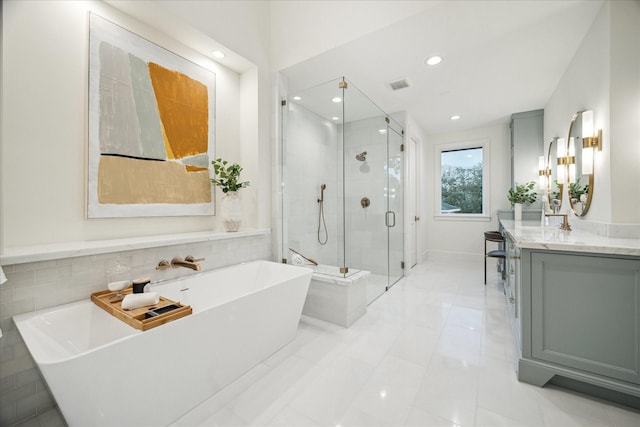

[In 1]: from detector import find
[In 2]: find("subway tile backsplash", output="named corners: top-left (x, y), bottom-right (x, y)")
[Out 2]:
top-left (0, 233), bottom-right (271, 426)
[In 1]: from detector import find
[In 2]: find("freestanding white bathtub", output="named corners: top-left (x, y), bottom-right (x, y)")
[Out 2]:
top-left (14, 260), bottom-right (312, 427)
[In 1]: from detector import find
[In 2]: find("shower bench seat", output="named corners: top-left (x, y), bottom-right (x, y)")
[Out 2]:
top-left (302, 268), bottom-right (370, 327)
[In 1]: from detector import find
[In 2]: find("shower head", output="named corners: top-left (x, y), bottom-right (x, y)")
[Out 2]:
top-left (355, 151), bottom-right (367, 162)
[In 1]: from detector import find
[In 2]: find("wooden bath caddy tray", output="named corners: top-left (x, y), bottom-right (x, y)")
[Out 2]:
top-left (91, 288), bottom-right (192, 331)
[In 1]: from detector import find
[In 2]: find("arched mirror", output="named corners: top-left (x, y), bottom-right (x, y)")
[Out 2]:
top-left (546, 137), bottom-right (563, 212)
top-left (567, 111), bottom-right (594, 216)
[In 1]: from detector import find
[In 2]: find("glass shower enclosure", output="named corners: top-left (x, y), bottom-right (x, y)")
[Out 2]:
top-left (281, 77), bottom-right (404, 304)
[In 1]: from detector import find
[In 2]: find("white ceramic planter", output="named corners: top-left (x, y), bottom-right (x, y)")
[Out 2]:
top-left (220, 191), bottom-right (242, 232)
top-left (514, 203), bottom-right (523, 221)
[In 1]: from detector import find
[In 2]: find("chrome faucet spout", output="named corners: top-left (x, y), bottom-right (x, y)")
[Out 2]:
top-left (171, 256), bottom-right (201, 271)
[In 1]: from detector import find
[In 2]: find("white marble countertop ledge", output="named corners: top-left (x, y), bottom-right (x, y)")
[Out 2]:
top-left (1, 229), bottom-right (271, 265)
top-left (500, 220), bottom-right (640, 257)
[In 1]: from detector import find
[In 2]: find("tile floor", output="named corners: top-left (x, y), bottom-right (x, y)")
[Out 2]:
top-left (171, 256), bottom-right (640, 427)
top-left (26, 257), bottom-right (640, 426)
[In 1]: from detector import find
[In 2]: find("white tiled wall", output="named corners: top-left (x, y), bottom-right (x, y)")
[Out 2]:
top-left (0, 234), bottom-right (271, 426)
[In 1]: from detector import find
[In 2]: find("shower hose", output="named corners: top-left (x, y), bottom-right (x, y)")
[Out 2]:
top-left (317, 198), bottom-right (328, 245)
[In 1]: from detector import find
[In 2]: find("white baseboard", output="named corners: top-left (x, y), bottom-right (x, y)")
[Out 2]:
top-left (425, 251), bottom-right (483, 263)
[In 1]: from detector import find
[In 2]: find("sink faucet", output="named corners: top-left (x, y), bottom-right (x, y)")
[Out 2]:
top-left (545, 213), bottom-right (572, 231)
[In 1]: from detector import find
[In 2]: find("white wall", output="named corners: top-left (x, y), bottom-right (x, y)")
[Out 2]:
top-left (543, 1), bottom-right (611, 223)
top-left (1, 0), bottom-right (267, 250)
top-left (425, 124), bottom-right (511, 258)
top-left (544, 0), bottom-right (640, 225)
top-left (609, 0), bottom-right (640, 224)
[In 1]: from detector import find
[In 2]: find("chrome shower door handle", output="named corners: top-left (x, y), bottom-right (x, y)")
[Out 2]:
top-left (385, 211), bottom-right (396, 227)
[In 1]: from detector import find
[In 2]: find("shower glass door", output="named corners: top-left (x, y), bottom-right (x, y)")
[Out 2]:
top-left (386, 124), bottom-right (404, 288)
top-left (343, 110), bottom-right (390, 304)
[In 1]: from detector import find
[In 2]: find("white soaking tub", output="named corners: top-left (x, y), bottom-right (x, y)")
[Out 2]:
top-left (14, 260), bottom-right (312, 427)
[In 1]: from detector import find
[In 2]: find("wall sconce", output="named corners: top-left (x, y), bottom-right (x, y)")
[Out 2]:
top-left (538, 156), bottom-right (548, 189)
top-left (581, 110), bottom-right (602, 175)
top-left (556, 137), bottom-right (566, 182)
top-left (568, 137), bottom-right (576, 183)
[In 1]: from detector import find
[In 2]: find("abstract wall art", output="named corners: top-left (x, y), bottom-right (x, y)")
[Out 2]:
top-left (88, 13), bottom-right (216, 218)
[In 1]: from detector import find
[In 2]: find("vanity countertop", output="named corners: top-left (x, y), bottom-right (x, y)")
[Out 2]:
top-left (499, 220), bottom-right (640, 257)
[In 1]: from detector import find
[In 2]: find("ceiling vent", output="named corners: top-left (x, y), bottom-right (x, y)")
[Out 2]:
top-left (388, 78), bottom-right (410, 91)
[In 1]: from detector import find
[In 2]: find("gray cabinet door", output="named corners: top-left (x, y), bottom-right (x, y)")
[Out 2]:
top-left (530, 252), bottom-right (640, 384)
top-left (505, 235), bottom-right (522, 352)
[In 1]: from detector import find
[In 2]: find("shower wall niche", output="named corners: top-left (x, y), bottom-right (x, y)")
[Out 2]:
top-left (281, 77), bottom-right (404, 304)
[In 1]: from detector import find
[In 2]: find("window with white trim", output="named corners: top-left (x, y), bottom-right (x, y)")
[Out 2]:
top-left (435, 139), bottom-right (489, 218)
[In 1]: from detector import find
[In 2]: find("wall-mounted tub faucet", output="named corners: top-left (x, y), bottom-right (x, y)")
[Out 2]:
top-left (185, 255), bottom-right (205, 263)
top-left (157, 256), bottom-right (205, 271)
top-left (171, 256), bottom-right (202, 271)
top-left (355, 151), bottom-right (367, 161)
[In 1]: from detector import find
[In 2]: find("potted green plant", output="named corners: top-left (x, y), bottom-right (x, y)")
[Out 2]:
top-left (210, 158), bottom-right (250, 232)
top-left (210, 158), bottom-right (250, 193)
top-left (507, 181), bottom-right (537, 221)
top-left (569, 177), bottom-right (589, 204)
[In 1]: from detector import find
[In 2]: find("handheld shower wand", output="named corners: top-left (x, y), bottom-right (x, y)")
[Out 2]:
top-left (317, 184), bottom-right (326, 203)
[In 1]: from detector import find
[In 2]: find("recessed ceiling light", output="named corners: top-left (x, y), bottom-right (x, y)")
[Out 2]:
top-left (426, 56), bottom-right (442, 66)
top-left (293, 96), bottom-right (302, 101)
top-left (332, 116), bottom-right (340, 121)
top-left (212, 50), bottom-right (225, 59)
top-left (332, 97), bottom-right (342, 103)
top-left (378, 129), bottom-right (387, 134)
top-left (450, 115), bottom-right (461, 120)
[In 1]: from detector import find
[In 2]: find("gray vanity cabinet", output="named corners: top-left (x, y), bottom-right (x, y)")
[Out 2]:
top-left (518, 248), bottom-right (640, 397)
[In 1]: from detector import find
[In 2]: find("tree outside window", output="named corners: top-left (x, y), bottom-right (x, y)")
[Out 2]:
top-left (440, 147), bottom-right (484, 214)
